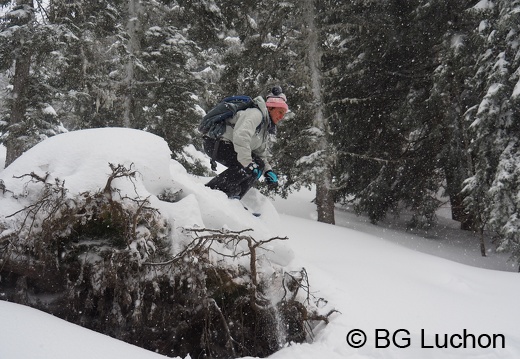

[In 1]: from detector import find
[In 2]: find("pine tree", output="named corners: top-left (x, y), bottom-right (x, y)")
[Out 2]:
top-left (47, 0), bottom-right (207, 160)
top-left (413, 0), bottom-right (482, 230)
top-left (0, 0), bottom-right (67, 166)
top-left (216, 0), bottom-right (296, 95)
top-left (44, 0), bottom-right (125, 129)
top-left (318, 0), bottom-right (440, 225)
top-left (308, 0), bottom-right (482, 230)
top-left (267, 4), bottom-right (317, 199)
top-left (298, 0), bottom-right (335, 224)
top-left (135, 0), bottom-right (230, 161)
top-left (464, 0), bottom-right (520, 264)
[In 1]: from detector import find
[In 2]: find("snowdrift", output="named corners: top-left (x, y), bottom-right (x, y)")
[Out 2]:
top-left (0, 128), bottom-right (305, 358)
top-left (0, 128), bottom-right (294, 265)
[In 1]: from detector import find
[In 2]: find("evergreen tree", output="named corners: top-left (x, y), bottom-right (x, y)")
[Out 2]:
top-left (254, 0), bottom-right (336, 224)
top-left (45, 0), bottom-right (124, 129)
top-left (414, 0), bottom-right (482, 230)
top-left (133, 0), bottom-right (236, 164)
top-left (318, 0), bottom-right (439, 225)
top-left (307, 0), bottom-right (481, 230)
top-left (0, 0), bottom-right (67, 166)
top-left (47, 0), bottom-right (208, 161)
top-left (464, 0), bottom-right (520, 264)
top-left (217, 0), bottom-right (297, 95)
top-left (295, 0), bottom-right (335, 224)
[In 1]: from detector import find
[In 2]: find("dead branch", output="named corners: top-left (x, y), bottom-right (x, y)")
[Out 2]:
top-left (123, 195), bottom-right (154, 240)
top-left (5, 178), bottom-right (71, 246)
top-left (282, 268), bottom-right (315, 304)
top-left (13, 171), bottom-right (50, 183)
top-left (103, 163), bottom-right (138, 200)
top-left (307, 309), bottom-right (340, 325)
top-left (145, 227), bottom-right (288, 311)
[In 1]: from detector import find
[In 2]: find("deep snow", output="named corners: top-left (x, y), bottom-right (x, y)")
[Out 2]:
top-left (0, 128), bottom-right (519, 359)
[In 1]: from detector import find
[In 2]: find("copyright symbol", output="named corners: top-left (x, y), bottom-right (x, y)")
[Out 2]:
top-left (346, 329), bottom-right (367, 348)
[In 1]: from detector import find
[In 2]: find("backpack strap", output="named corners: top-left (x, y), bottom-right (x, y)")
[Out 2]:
top-left (254, 106), bottom-right (268, 135)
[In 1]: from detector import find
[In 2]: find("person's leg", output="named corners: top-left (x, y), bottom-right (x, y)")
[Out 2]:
top-left (204, 138), bottom-right (265, 199)
top-left (203, 137), bottom-right (240, 168)
top-left (205, 140), bottom-right (247, 197)
top-left (237, 155), bottom-right (265, 198)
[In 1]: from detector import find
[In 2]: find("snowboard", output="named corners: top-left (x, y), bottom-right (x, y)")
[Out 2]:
top-left (229, 196), bottom-right (261, 217)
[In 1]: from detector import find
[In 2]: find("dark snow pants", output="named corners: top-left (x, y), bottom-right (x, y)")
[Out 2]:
top-left (203, 137), bottom-right (264, 199)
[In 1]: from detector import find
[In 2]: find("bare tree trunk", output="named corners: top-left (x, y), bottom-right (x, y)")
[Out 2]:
top-left (447, 107), bottom-right (476, 230)
top-left (304, 0), bottom-right (335, 225)
top-left (5, 0), bottom-right (34, 167)
top-left (123, 0), bottom-right (141, 128)
top-left (316, 180), bottom-right (335, 224)
top-left (479, 230), bottom-right (486, 257)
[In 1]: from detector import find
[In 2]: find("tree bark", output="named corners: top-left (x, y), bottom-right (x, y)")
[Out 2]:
top-left (5, 0), bottom-right (34, 167)
top-left (123, 0), bottom-right (141, 128)
top-left (304, 0), bottom-right (335, 225)
top-left (6, 54), bottom-right (32, 167)
top-left (316, 179), bottom-right (335, 225)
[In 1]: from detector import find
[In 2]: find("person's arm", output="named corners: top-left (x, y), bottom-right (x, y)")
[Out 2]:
top-left (232, 108), bottom-right (263, 167)
top-left (253, 141), bottom-right (272, 172)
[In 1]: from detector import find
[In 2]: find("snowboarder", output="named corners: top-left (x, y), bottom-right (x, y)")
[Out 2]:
top-left (203, 86), bottom-right (288, 199)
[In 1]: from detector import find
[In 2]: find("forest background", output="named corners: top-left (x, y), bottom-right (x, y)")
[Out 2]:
top-left (1, 0), bottom-right (520, 268)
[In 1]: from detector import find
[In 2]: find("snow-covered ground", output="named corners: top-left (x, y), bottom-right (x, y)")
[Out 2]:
top-left (0, 128), bottom-right (518, 359)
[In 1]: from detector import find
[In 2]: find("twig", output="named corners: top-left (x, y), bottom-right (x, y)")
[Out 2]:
top-left (13, 171), bottom-right (50, 183)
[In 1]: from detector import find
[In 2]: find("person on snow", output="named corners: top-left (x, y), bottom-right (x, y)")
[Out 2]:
top-left (203, 86), bottom-right (289, 199)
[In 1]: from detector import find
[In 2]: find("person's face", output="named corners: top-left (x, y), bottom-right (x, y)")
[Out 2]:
top-left (268, 107), bottom-right (287, 124)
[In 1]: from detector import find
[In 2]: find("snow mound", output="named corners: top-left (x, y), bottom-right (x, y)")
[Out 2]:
top-left (0, 127), bottom-right (173, 196)
top-left (0, 127), bottom-right (294, 266)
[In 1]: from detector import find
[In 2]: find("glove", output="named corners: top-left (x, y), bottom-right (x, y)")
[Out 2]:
top-left (244, 162), bottom-right (262, 179)
top-left (264, 170), bottom-right (279, 188)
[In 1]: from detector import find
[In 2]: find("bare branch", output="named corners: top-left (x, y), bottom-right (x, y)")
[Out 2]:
top-left (103, 163), bottom-right (139, 197)
top-left (12, 171), bottom-right (50, 183)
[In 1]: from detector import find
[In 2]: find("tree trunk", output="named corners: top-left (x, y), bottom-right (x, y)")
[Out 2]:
top-left (442, 72), bottom-right (476, 231)
top-left (6, 53), bottom-right (32, 167)
top-left (449, 191), bottom-right (476, 230)
top-left (5, 0), bottom-right (34, 167)
top-left (123, 0), bottom-right (141, 128)
top-left (479, 229), bottom-right (486, 257)
top-left (316, 178), bottom-right (335, 225)
top-left (304, 0), bottom-right (335, 225)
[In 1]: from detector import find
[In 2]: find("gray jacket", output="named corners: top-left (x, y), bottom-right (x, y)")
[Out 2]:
top-left (221, 96), bottom-right (272, 172)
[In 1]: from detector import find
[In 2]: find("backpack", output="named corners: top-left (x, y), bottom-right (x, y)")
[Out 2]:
top-left (198, 95), bottom-right (258, 139)
top-left (200, 95), bottom-right (272, 171)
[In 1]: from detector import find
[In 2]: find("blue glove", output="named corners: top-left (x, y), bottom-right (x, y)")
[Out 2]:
top-left (244, 162), bottom-right (262, 179)
top-left (264, 170), bottom-right (278, 187)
